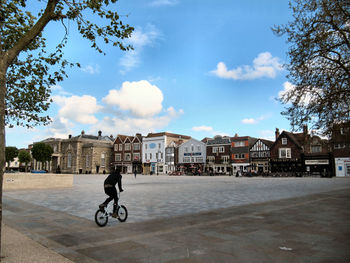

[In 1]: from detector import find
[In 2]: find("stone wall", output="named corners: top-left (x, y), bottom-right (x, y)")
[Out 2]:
top-left (3, 173), bottom-right (73, 190)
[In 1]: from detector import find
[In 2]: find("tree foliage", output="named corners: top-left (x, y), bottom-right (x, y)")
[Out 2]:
top-left (273, 0), bottom-right (350, 135)
top-left (5, 146), bottom-right (18, 169)
top-left (18, 150), bottom-right (31, 172)
top-left (31, 142), bottom-right (53, 164)
top-left (1, 0), bottom-right (134, 128)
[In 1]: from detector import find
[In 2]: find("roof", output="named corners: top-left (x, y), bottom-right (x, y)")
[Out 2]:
top-left (145, 132), bottom-right (191, 139)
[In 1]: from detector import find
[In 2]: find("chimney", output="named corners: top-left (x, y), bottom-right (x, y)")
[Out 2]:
top-left (275, 128), bottom-right (280, 141)
top-left (303, 125), bottom-right (308, 135)
top-left (68, 134), bottom-right (72, 139)
top-left (98, 130), bottom-right (102, 137)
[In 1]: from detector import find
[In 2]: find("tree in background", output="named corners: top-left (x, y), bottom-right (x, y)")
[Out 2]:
top-left (273, 0), bottom-right (350, 136)
top-left (31, 143), bottom-right (53, 170)
top-left (0, 1), bottom-right (134, 251)
top-left (18, 150), bottom-right (32, 172)
top-left (5, 146), bottom-right (18, 171)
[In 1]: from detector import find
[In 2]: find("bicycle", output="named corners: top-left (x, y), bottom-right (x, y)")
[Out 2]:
top-left (95, 193), bottom-right (128, 227)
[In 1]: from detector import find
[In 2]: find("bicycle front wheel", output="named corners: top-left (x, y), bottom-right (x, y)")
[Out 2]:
top-left (117, 205), bottom-right (128, 222)
top-left (95, 209), bottom-right (108, 227)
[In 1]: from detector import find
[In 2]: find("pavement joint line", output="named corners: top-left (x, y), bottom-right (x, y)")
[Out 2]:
top-left (66, 192), bottom-right (342, 251)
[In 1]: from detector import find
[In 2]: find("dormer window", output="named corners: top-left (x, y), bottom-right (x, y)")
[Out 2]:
top-left (282, 138), bottom-right (288, 145)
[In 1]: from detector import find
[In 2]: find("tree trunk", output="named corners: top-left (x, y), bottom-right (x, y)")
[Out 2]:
top-left (0, 57), bottom-right (7, 259)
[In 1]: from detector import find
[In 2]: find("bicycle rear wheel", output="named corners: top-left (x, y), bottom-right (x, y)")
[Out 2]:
top-left (117, 205), bottom-right (128, 222)
top-left (95, 209), bottom-right (108, 227)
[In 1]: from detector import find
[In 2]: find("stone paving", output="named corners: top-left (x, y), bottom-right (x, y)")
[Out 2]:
top-left (3, 175), bottom-right (350, 223)
top-left (2, 177), bottom-right (350, 262)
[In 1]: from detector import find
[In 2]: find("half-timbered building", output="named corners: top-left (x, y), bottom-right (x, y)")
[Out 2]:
top-left (249, 138), bottom-right (273, 174)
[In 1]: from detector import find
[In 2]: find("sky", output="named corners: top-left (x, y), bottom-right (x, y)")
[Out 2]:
top-left (6, 0), bottom-right (295, 149)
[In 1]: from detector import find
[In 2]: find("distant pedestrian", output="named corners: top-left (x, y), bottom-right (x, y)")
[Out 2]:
top-left (236, 171), bottom-right (239, 177)
top-left (134, 169), bottom-right (137, 179)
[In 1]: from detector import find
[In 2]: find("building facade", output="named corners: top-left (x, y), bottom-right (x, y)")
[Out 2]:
top-left (178, 138), bottom-right (206, 174)
top-left (142, 132), bottom-right (190, 175)
top-left (331, 122), bottom-right (350, 176)
top-left (206, 135), bottom-right (231, 175)
top-left (231, 135), bottom-right (257, 174)
top-left (33, 131), bottom-right (114, 174)
top-left (249, 139), bottom-right (273, 174)
top-left (112, 134), bottom-right (143, 174)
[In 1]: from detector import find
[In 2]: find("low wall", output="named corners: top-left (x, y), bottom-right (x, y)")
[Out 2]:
top-left (3, 173), bottom-right (73, 190)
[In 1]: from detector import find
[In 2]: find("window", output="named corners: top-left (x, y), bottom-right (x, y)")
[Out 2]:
top-left (334, 143), bottom-right (346, 149)
top-left (311, 145), bottom-right (322, 153)
top-left (133, 153), bottom-right (140, 161)
top-left (115, 154), bottom-right (121, 161)
top-left (101, 153), bottom-right (106, 167)
top-left (207, 156), bottom-right (215, 162)
top-left (150, 153), bottom-right (152, 159)
top-left (156, 153), bottom-right (158, 159)
top-left (197, 145), bottom-right (201, 151)
top-left (279, 148), bottom-right (291, 158)
top-left (119, 144), bottom-right (122, 151)
top-left (67, 153), bottom-right (72, 168)
top-left (114, 144), bottom-right (118, 151)
top-left (235, 141), bottom-right (245, 147)
top-left (145, 144), bottom-right (148, 149)
top-left (86, 155), bottom-right (90, 168)
top-left (222, 156), bottom-right (229, 163)
top-left (158, 143), bottom-right (161, 149)
top-left (125, 143), bottom-right (131, 151)
top-left (191, 145), bottom-right (194, 151)
top-left (185, 147), bottom-right (188, 152)
top-left (161, 152), bottom-right (163, 159)
top-left (184, 157), bottom-right (190, 163)
top-left (133, 143), bottom-right (140, 151)
top-left (234, 153), bottom-right (245, 159)
top-left (219, 146), bottom-right (224, 153)
top-left (125, 153), bottom-right (131, 161)
top-left (145, 153), bottom-right (147, 160)
top-left (212, 147), bottom-right (217, 153)
top-left (196, 157), bottom-right (203, 163)
top-left (282, 138), bottom-right (288, 145)
top-left (191, 157), bottom-right (194, 162)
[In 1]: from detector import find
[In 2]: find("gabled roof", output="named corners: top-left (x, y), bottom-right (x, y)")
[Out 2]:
top-left (271, 131), bottom-right (303, 149)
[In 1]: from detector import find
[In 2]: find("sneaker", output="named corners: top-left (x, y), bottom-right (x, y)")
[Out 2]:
top-left (112, 212), bottom-right (119, 219)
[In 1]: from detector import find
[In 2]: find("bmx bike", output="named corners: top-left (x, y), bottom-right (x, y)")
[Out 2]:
top-left (94, 193), bottom-right (128, 227)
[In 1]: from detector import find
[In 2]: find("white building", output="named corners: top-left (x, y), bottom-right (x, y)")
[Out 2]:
top-left (178, 138), bottom-right (206, 174)
top-left (335, 157), bottom-right (350, 177)
top-left (142, 132), bottom-right (190, 174)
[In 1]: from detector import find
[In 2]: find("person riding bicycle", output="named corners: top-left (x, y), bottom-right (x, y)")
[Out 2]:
top-left (99, 167), bottom-right (124, 218)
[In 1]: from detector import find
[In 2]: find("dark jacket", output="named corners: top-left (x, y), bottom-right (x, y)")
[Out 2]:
top-left (104, 170), bottom-right (123, 191)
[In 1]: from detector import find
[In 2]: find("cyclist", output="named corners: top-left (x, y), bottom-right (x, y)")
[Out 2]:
top-left (99, 167), bottom-right (124, 218)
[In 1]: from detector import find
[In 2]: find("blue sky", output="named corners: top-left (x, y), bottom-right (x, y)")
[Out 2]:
top-left (7, 0), bottom-right (294, 149)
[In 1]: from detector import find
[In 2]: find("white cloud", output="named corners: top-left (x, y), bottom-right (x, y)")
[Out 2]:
top-left (80, 64), bottom-right (100, 74)
top-left (53, 95), bottom-right (101, 124)
top-left (192, 126), bottom-right (214, 132)
top-left (241, 115), bottom-right (266, 124)
top-left (120, 24), bottom-right (160, 73)
top-left (103, 80), bottom-right (163, 118)
top-left (46, 117), bottom-right (74, 138)
top-left (51, 85), bottom-right (73, 96)
top-left (278, 81), bottom-right (318, 106)
top-left (149, 0), bottom-right (178, 7)
top-left (211, 52), bottom-right (283, 80)
top-left (90, 107), bottom-right (184, 136)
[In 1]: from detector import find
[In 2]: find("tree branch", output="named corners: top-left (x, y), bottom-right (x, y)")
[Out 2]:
top-left (6, 0), bottom-right (59, 67)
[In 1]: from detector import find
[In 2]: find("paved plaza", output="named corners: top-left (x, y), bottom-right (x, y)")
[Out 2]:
top-left (2, 175), bottom-right (350, 262)
top-left (3, 175), bottom-right (350, 223)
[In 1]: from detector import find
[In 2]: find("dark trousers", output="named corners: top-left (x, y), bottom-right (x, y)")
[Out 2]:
top-left (103, 186), bottom-right (119, 210)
